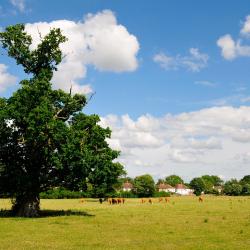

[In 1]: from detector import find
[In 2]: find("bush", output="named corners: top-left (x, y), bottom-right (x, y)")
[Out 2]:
top-left (40, 188), bottom-right (88, 199)
top-left (224, 181), bottom-right (242, 196)
top-left (153, 191), bottom-right (171, 197)
top-left (117, 191), bottom-right (138, 198)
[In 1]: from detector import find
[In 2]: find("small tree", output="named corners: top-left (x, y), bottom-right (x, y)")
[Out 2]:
top-left (190, 177), bottom-right (206, 196)
top-left (0, 24), bottom-right (124, 216)
top-left (224, 179), bottom-right (242, 196)
top-left (133, 174), bottom-right (155, 197)
top-left (165, 175), bottom-right (184, 186)
top-left (201, 175), bottom-right (223, 193)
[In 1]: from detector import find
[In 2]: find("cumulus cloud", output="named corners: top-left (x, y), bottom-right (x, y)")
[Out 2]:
top-left (240, 15), bottom-right (250, 36)
top-left (24, 10), bottom-right (139, 94)
top-left (217, 34), bottom-right (250, 60)
top-left (217, 15), bottom-right (250, 60)
top-left (10, 0), bottom-right (25, 12)
top-left (100, 106), bottom-right (250, 180)
top-left (0, 64), bottom-right (18, 93)
top-left (153, 48), bottom-right (208, 72)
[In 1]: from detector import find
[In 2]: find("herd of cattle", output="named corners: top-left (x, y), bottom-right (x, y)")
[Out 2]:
top-left (80, 196), bottom-right (204, 204)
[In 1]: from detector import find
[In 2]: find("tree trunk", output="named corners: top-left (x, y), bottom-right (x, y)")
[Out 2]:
top-left (12, 194), bottom-right (40, 217)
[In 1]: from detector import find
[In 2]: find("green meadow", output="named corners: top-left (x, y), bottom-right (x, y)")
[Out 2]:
top-left (0, 196), bottom-right (249, 250)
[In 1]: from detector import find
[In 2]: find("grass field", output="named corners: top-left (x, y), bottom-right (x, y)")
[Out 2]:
top-left (0, 196), bottom-right (250, 250)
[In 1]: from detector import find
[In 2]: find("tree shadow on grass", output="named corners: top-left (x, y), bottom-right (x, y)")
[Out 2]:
top-left (0, 209), bottom-right (94, 218)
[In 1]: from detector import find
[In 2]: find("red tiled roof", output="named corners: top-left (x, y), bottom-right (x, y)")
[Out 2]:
top-left (123, 182), bottom-right (133, 189)
top-left (158, 183), bottom-right (174, 189)
top-left (175, 183), bottom-right (188, 189)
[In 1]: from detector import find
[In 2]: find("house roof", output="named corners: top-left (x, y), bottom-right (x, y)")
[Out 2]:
top-left (175, 183), bottom-right (188, 189)
top-left (157, 183), bottom-right (174, 189)
top-left (123, 181), bottom-right (133, 189)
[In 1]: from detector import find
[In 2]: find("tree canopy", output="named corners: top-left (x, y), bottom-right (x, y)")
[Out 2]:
top-left (133, 174), bottom-right (155, 197)
top-left (0, 24), bottom-right (124, 217)
top-left (190, 177), bottom-right (206, 196)
top-left (165, 175), bottom-right (184, 187)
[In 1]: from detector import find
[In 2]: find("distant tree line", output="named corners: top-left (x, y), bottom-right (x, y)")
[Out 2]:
top-left (2, 173), bottom-right (248, 199)
top-left (39, 174), bottom-right (250, 199)
top-left (115, 174), bottom-right (250, 198)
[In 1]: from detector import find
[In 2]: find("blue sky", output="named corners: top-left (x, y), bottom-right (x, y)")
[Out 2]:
top-left (1, 0), bottom-right (250, 180)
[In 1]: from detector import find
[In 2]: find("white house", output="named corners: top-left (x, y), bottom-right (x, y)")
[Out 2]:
top-left (175, 184), bottom-right (194, 195)
top-left (213, 186), bottom-right (223, 194)
top-left (157, 183), bottom-right (175, 193)
top-left (122, 181), bottom-right (133, 192)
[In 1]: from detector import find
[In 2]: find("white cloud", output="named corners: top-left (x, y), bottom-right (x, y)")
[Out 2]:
top-left (195, 80), bottom-right (217, 87)
top-left (10, 0), bottom-right (25, 12)
top-left (240, 15), bottom-right (250, 36)
top-left (217, 34), bottom-right (237, 60)
top-left (217, 15), bottom-right (250, 60)
top-left (101, 106), bottom-right (250, 180)
top-left (24, 10), bottom-right (139, 95)
top-left (0, 64), bottom-right (17, 93)
top-left (153, 48), bottom-right (208, 72)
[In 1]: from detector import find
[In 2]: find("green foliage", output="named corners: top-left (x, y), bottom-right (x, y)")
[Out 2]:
top-left (241, 183), bottom-right (250, 195)
top-left (240, 175), bottom-right (250, 184)
top-left (0, 24), bottom-right (124, 216)
top-left (224, 179), bottom-right (243, 196)
top-left (165, 175), bottom-right (184, 186)
top-left (200, 175), bottom-right (223, 194)
top-left (153, 191), bottom-right (170, 197)
top-left (133, 174), bottom-right (155, 197)
top-left (40, 188), bottom-right (87, 199)
top-left (156, 179), bottom-right (165, 185)
top-left (190, 177), bottom-right (206, 196)
top-left (117, 191), bottom-right (138, 198)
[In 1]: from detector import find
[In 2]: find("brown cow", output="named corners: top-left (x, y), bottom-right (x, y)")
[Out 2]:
top-left (122, 198), bottom-right (125, 204)
top-left (141, 198), bottom-right (145, 203)
top-left (148, 198), bottom-right (152, 204)
top-left (165, 197), bottom-right (169, 203)
top-left (79, 198), bottom-right (84, 203)
top-left (199, 197), bottom-right (203, 202)
top-left (112, 198), bottom-right (117, 204)
top-left (159, 197), bottom-right (163, 202)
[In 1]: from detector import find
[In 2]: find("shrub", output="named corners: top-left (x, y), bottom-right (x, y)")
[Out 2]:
top-left (39, 188), bottom-right (88, 199)
top-left (153, 191), bottom-right (171, 197)
top-left (116, 191), bottom-right (138, 198)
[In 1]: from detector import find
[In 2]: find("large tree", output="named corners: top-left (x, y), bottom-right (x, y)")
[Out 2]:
top-left (0, 24), bottom-right (124, 217)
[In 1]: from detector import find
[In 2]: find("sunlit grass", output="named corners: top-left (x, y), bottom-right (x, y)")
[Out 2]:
top-left (0, 196), bottom-right (250, 249)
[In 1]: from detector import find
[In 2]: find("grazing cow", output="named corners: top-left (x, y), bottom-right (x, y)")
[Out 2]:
top-left (148, 198), bottom-right (152, 204)
top-left (159, 197), bottom-right (163, 202)
top-left (99, 198), bottom-right (103, 204)
top-left (108, 198), bottom-right (112, 205)
top-left (122, 198), bottom-right (125, 204)
top-left (165, 197), bottom-right (169, 203)
top-left (199, 197), bottom-right (203, 202)
top-left (117, 198), bottom-right (122, 204)
top-left (112, 198), bottom-right (117, 204)
top-left (141, 198), bottom-right (145, 203)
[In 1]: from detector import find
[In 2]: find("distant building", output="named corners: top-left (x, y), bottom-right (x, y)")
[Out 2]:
top-left (122, 181), bottom-right (133, 192)
top-left (157, 183), bottom-right (175, 193)
top-left (213, 186), bottom-right (223, 194)
top-left (175, 184), bottom-right (194, 195)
